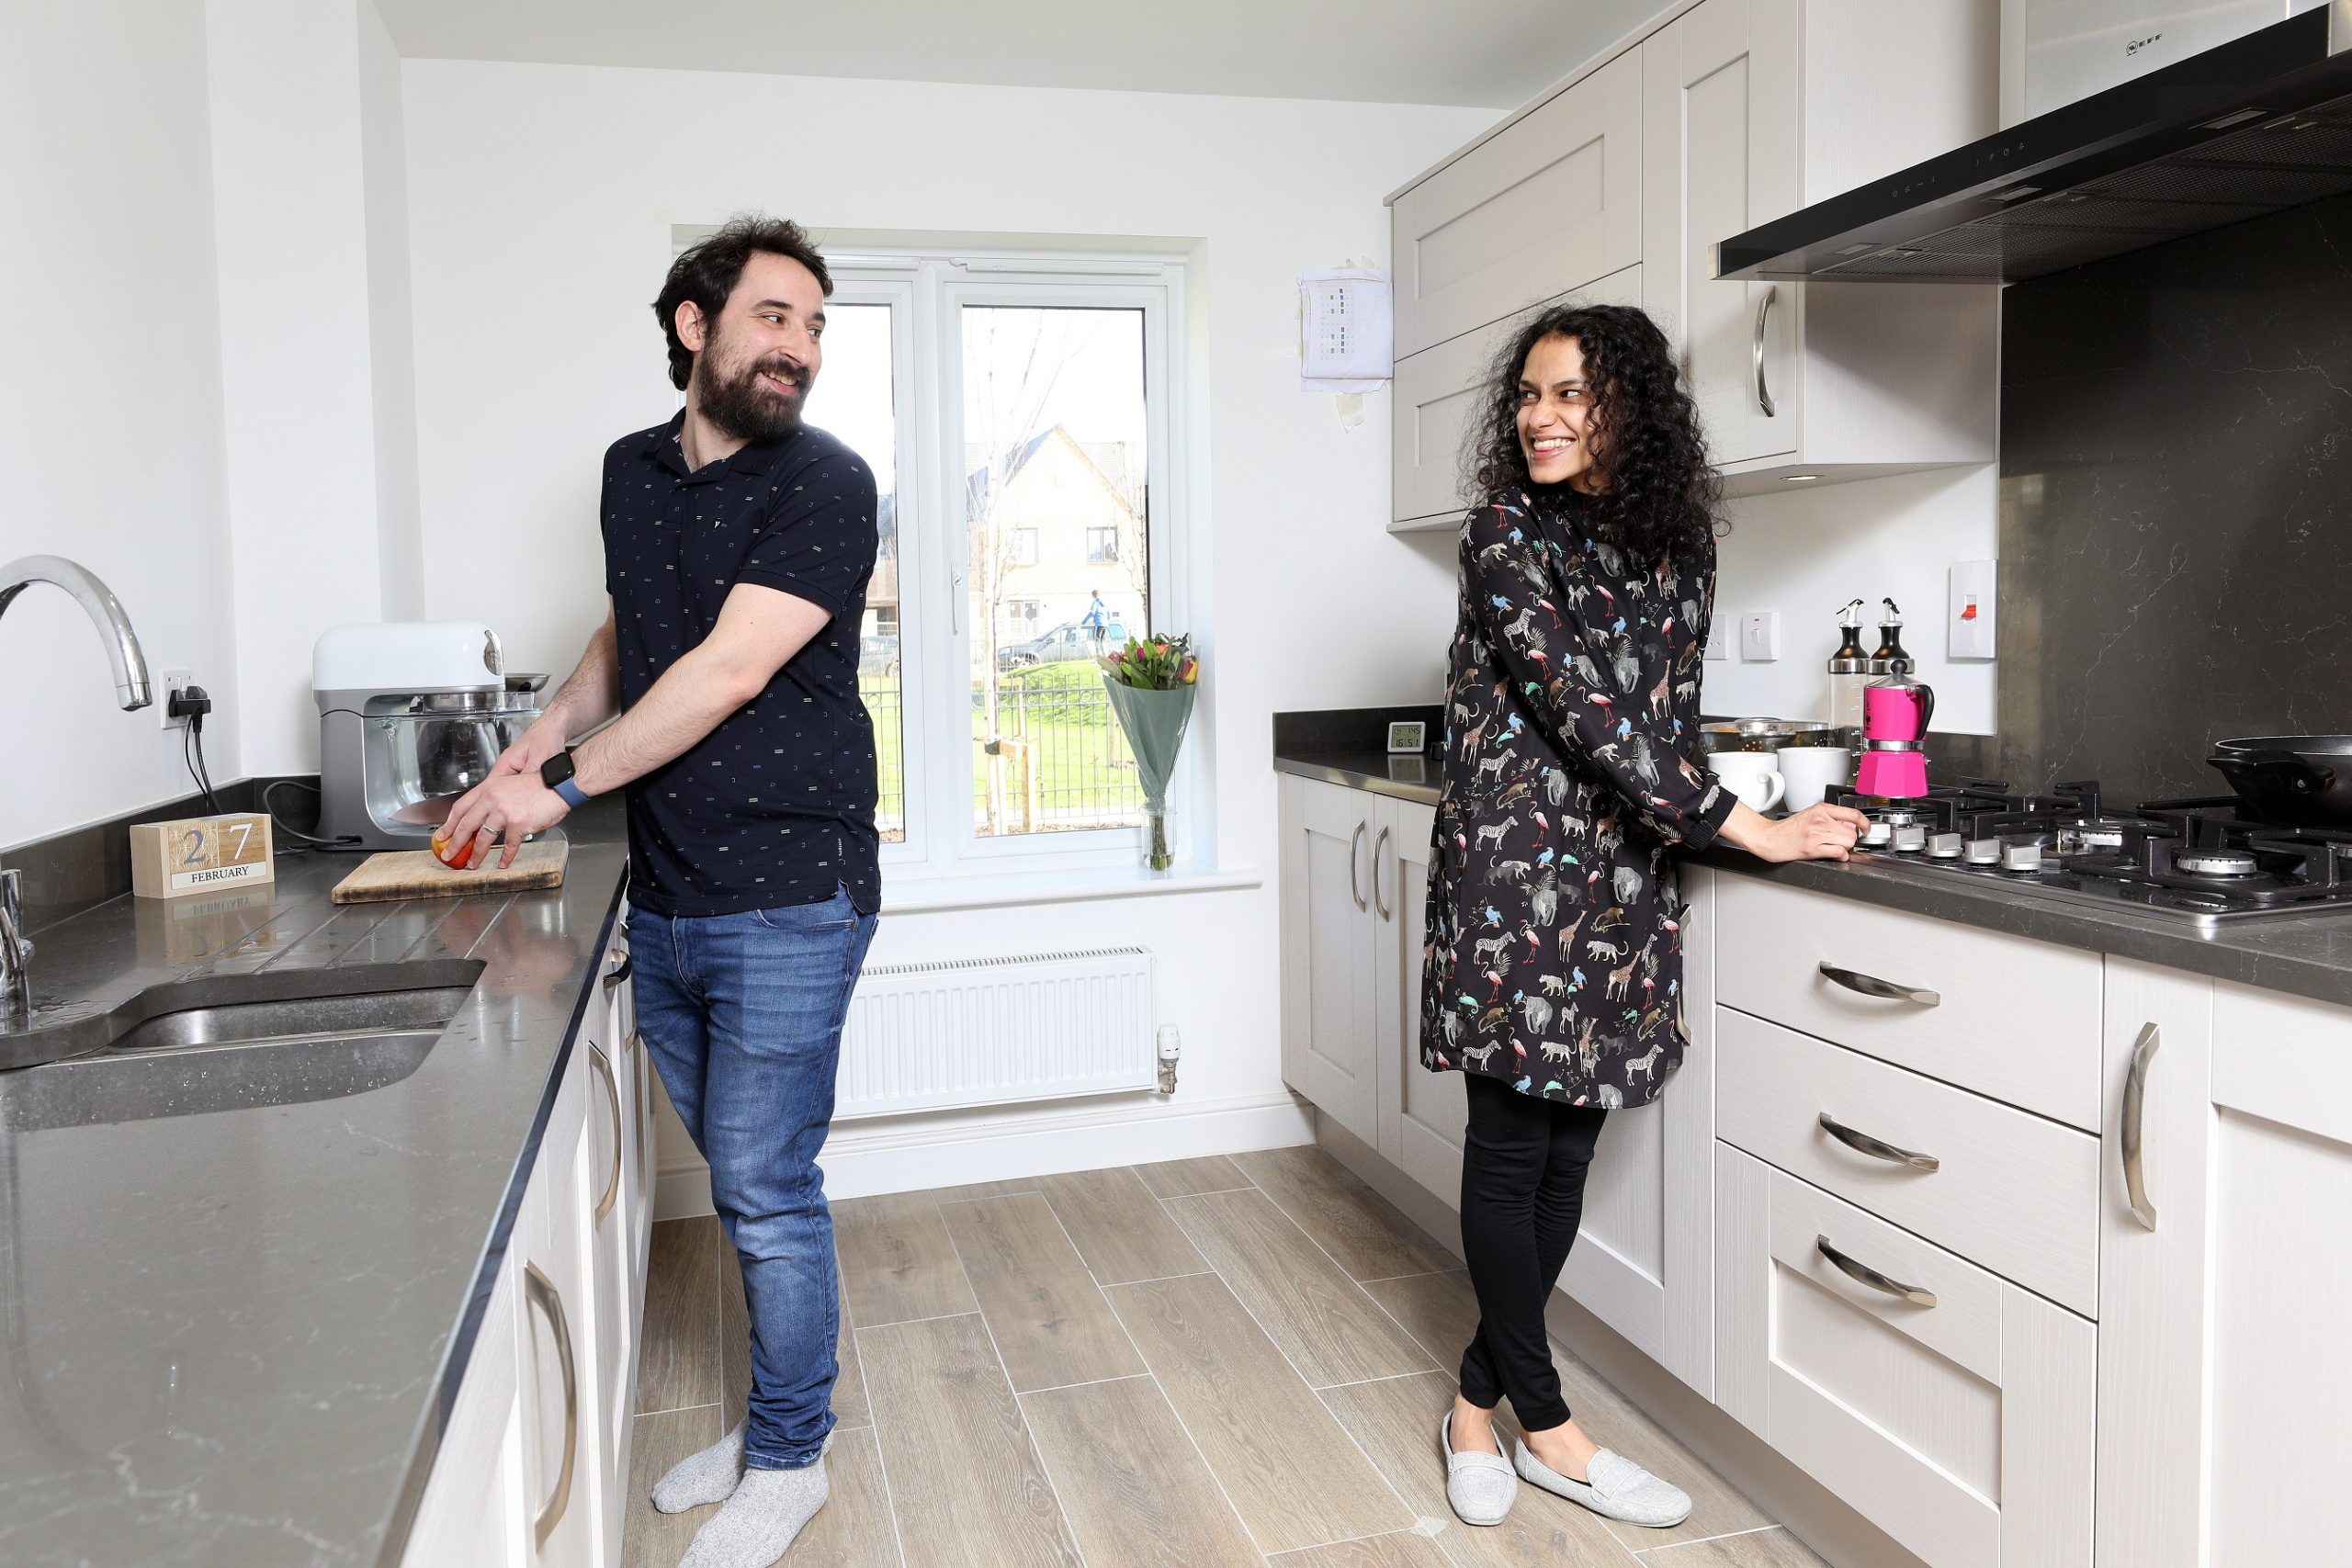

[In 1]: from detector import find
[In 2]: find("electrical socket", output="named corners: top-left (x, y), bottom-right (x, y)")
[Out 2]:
top-left (159, 670), bottom-right (197, 729)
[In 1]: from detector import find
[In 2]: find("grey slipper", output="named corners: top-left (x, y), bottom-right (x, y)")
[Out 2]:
top-left (1441, 1412), bottom-right (1517, 1527)
top-left (1512, 1442), bottom-right (1692, 1529)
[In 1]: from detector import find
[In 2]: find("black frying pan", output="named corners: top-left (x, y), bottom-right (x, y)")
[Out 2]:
top-left (2208, 736), bottom-right (2352, 829)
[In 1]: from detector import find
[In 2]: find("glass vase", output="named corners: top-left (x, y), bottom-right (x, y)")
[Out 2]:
top-left (1142, 803), bottom-right (1174, 872)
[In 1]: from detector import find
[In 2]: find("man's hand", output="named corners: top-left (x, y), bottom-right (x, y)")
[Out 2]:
top-left (441, 772), bottom-right (571, 870)
top-left (491, 719), bottom-right (571, 779)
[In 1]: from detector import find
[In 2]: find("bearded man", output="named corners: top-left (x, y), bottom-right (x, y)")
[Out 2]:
top-left (444, 213), bottom-right (879, 1568)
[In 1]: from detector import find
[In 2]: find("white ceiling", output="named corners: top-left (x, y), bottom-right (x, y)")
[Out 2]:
top-left (373, 0), bottom-right (1664, 109)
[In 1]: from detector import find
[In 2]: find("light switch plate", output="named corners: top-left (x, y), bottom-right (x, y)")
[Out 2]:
top-left (1739, 611), bottom-right (1781, 662)
top-left (1704, 615), bottom-right (1729, 660)
top-left (1950, 559), bottom-right (1996, 658)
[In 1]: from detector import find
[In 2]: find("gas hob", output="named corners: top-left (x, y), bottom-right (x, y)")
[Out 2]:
top-left (1826, 780), bottom-right (2352, 928)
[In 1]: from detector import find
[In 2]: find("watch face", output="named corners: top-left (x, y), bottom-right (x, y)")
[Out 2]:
top-left (540, 751), bottom-right (575, 787)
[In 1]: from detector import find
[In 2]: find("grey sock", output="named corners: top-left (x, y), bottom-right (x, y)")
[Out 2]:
top-left (677, 1459), bottom-right (829, 1568)
top-left (650, 1420), bottom-right (746, 1514)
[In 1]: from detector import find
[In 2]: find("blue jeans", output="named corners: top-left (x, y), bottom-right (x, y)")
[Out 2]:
top-left (631, 886), bottom-right (878, 1471)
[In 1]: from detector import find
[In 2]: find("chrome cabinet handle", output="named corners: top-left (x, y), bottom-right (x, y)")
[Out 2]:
top-left (2122, 1021), bottom-right (2159, 1232)
top-left (1816, 1235), bottom-right (1937, 1307)
top-left (524, 1260), bottom-right (578, 1548)
top-left (629, 1028), bottom-right (649, 1173)
top-left (1372, 826), bottom-right (1393, 919)
top-left (1818, 1111), bottom-right (1939, 1171)
top-left (1818, 962), bottom-right (1939, 1007)
top-left (1348, 821), bottom-right (1368, 912)
top-left (588, 1041), bottom-right (623, 1226)
top-left (603, 947), bottom-right (632, 989)
top-left (1752, 285), bottom-right (1778, 417)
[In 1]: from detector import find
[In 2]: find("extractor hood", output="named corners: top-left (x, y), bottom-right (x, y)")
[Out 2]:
top-left (1717, 9), bottom-right (2352, 282)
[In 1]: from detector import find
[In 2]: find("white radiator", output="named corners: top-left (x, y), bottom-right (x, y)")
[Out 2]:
top-left (834, 946), bottom-right (1158, 1119)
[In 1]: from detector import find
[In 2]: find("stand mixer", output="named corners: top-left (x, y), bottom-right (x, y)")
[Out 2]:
top-left (1855, 671), bottom-right (1935, 798)
top-left (314, 623), bottom-right (543, 851)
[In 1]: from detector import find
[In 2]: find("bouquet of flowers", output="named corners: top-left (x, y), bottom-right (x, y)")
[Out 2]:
top-left (1099, 634), bottom-right (1199, 870)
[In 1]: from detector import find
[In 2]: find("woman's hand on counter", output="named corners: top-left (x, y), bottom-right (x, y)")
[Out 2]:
top-left (1716, 800), bottom-right (1870, 863)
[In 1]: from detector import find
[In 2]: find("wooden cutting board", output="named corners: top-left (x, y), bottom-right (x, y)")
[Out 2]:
top-left (331, 836), bottom-right (571, 905)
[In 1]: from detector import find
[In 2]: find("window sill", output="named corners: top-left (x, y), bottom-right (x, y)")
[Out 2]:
top-left (879, 862), bottom-right (1262, 916)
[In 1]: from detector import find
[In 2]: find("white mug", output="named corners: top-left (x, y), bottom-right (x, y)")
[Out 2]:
top-left (1778, 746), bottom-right (1855, 812)
top-left (1707, 751), bottom-right (1785, 813)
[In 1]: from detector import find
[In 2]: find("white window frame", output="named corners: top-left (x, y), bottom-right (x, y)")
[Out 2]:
top-left (826, 244), bottom-right (1195, 881)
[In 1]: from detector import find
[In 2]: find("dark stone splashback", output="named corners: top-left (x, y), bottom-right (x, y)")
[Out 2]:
top-left (1949, 190), bottom-right (2352, 804)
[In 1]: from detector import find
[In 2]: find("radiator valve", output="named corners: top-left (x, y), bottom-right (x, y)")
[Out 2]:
top-left (1156, 1024), bottom-right (1181, 1093)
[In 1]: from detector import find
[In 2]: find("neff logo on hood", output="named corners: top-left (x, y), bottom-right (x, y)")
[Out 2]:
top-left (2125, 32), bottom-right (2164, 57)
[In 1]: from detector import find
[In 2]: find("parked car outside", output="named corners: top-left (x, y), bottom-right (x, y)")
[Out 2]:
top-left (996, 618), bottom-right (1129, 671)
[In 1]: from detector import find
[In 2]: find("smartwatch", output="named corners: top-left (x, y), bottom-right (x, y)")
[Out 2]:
top-left (540, 750), bottom-right (593, 808)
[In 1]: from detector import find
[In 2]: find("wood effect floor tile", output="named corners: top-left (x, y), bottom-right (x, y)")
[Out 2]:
top-left (1640, 1527), bottom-right (1827, 1565)
top-left (718, 1238), bottom-right (869, 1430)
top-left (1232, 1145), bottom-right (1455, 1283)
top-left (1131, 1154), bottom-right (1252, 1198)
top-left (858, 1313), bottom-right (1084, 1568)
top-left (621, 1404), bottom-right (721, 1568)
top-left (783, 1424), bottom-right (902, 1567)
top-left (1318, 1371), bottom-right (1634, 1568)
top-left (1269, 1532), bottom-right (1457, 1568)
top-left (1033, 1166), bottom-right (1208, 1286)
top-left (834, 1191), bottom-right (978, 1326)
top-left (1363, 1270), bottom-right (1770, 1551)
top-left (1162, 1188), bottom-right (1435, 1388)
top-left (1103, 1272), bottom-right (1412, 1554)
top-left (637, 1216), bottom-right (722, 1414)
top-left (938, 1192), bottom-right (1144, 1392)
top-left (1019, 1374), bottom-right (1264, 1568)
top-left (927, 1177), bottom-right (1043, 1205)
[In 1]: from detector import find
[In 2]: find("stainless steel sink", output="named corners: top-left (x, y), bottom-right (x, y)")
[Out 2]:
top-left (0, 960), bottom-right (484, 1130)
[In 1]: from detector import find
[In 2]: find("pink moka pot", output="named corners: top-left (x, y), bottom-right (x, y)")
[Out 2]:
top-left (1854, 674), bottom-right (1935, 798)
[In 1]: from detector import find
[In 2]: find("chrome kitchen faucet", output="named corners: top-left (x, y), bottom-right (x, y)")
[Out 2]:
top-left (0, 555), bottom-right (154, 1014)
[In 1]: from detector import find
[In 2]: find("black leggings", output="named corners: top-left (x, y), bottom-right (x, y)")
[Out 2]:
top-left (1456, 1072), bottom-right (1608, 1431)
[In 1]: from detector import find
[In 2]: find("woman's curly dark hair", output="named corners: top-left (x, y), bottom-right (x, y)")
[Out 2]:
top-left (1464, 302), bottom-right (1721, 563)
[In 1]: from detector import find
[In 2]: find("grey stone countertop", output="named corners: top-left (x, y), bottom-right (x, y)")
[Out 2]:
top-left (0, 803), bottom-right (631, 1568)
top-left (1275, 750), bottom-right (2352, 1011)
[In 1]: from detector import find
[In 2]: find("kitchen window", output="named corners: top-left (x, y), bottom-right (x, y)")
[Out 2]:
top-left (791, 243), bottom-right (1191, 878)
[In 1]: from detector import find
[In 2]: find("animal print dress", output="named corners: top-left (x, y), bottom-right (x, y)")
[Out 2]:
top-left (1420, 490), bottom-right (1733, 1110)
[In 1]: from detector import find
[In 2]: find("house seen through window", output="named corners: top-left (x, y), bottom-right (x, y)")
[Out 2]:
top-left (785, 243), bottom-right (1185, 874)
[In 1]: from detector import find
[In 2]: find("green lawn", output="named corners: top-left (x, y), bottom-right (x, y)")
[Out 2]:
top-left (861, 662), bottom-right (1142, 836)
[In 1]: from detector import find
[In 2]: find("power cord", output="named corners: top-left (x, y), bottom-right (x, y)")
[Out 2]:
top-left (173, 685), bottom-right (223, 815)
top-left (262, 779), bottom-right (365, 852)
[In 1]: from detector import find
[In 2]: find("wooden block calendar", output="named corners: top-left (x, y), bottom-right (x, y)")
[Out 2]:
top-left (130, 812), bottom-right (276, 899)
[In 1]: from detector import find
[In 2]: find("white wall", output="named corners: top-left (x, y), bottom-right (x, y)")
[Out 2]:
top-left (401, 59), bottom-right (1489, 1192)
top-left (360, 0), bottom-right (425, 624)
top-left (0, 0), bottom-right (241, 848)
top-left (1707, 465), bottom-right (1999, 734)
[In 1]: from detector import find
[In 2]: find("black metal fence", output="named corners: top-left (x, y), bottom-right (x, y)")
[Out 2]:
top-left (859, 674), bottom-right (1144, 840)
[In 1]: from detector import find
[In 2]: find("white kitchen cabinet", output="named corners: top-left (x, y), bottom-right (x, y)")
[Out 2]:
top-left (1278, 775), bottom-right (1385, 1146)
top-left (1390, 265), bottom-right (1642, 532)
top-left (1556, 863), bottom-right (1720, 1397)
top-left (1390, 49), bottom-right (1643, 362)
top-left (1637, 0), bottom-right (1999, 492)
top-left (2094, 966), bottom-right (2352, 1567)
top-left (404, 923), bottom-right (659, 1568)
top-left (1718, 1144), bottom-right (2095, 1568)
top-left (1373, 796), bottom-right (1459, 1201)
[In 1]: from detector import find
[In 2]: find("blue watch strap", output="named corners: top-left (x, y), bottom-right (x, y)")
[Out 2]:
top-left (552, 775), bottom-right (592, 808)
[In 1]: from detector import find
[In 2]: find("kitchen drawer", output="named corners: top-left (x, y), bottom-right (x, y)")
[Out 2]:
top-left (1718, 1008), bottom-right (2100, 1316)
top-left (1717, 1146), bottom-right (2094, 1568)
top-left (1716, 876), bottom-right (2102, 1129)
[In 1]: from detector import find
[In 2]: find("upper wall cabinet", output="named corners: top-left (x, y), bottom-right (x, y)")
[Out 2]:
top-left (1644, 0), bottom-right (1999, 493)
top-left (1391, 51), bottom-right (1643, 364)
top-left (1388, 0), bottom-right (2001, 526)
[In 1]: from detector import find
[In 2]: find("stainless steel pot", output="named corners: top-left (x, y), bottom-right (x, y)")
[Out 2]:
top-left (2208, 736), bottom-right (2352, 829)
top-left (1699, 716), bottom-right (1843, 754)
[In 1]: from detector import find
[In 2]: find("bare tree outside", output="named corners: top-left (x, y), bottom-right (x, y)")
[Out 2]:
top-left (961, 306), bottom-right (1151, 836)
